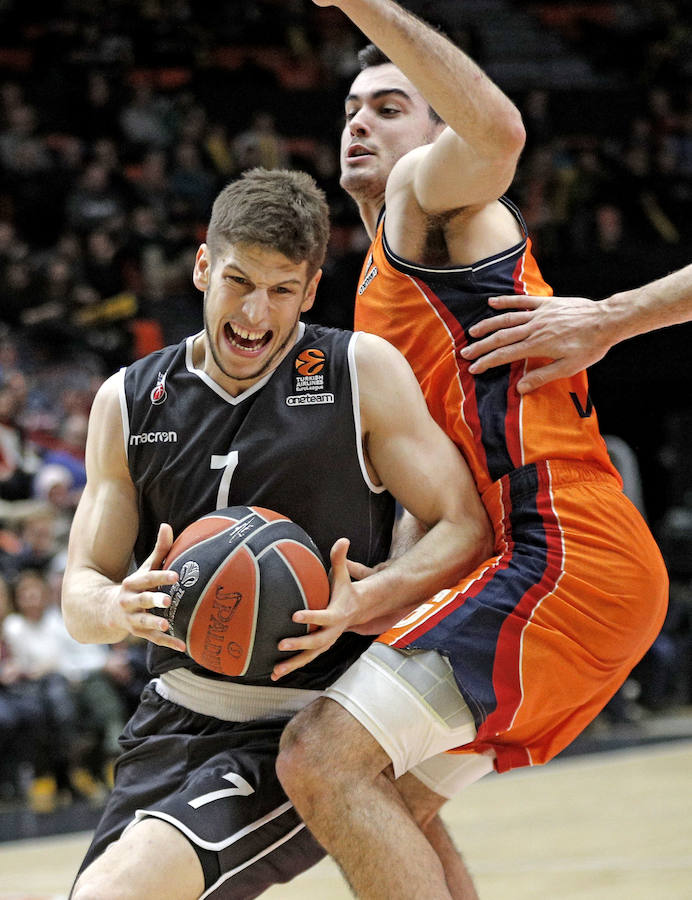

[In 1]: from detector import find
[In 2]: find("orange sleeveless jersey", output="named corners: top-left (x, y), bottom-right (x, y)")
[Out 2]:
top-left (354, 200), bottom-right (668, 772)
top-left (354, 198), bottom-right (620, 496)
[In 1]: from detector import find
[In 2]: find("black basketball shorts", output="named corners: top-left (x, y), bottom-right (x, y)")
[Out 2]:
top-left (77, 683), bottom-right (325, 898)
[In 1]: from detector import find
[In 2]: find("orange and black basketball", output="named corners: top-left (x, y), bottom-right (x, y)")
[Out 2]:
top-left (158, 506), bottom-right (330, 678)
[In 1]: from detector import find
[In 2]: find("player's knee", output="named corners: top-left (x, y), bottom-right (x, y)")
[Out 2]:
top-left (71, 872), bottom-right (116, 900)
top-left (277, 701), bottom-right (331, 798)
top-left (277, 698), bottom-right (374, 802)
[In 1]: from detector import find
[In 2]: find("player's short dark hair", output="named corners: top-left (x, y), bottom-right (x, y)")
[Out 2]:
top-left (206, 168), bottom-right (330, 278)
top-left (357, 43), bottom-right (444, 126)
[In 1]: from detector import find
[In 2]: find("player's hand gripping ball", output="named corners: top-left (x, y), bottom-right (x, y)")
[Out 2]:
top-left (158, 507), bottom-right (330, 678)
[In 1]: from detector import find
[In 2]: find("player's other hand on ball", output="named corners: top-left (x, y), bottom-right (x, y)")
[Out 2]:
top-left (115, 523), bottom-right (186, 653)
top-left (272, 538), bottom-right (359, 681)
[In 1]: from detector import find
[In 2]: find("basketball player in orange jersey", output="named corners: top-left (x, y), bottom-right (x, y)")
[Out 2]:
top-left (275, 2), bottom-right (670, 898)
top-left (61, 168), bottom-right (493, 900)
top-left (461, 261), bottom-right (692, 392)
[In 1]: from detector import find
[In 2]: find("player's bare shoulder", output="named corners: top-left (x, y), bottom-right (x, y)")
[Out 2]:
top-left (354, 332), bottom-right (422, 413)
top-left (383, 145), bottom-right (436, 257)
top-left (354, 331), bottom-right (411, 376)
top-left (444, 199), bottom-right (524, 265)
top-left (384, 152), bottom-right (522, 266)
top-left (85, 370), bottom-right (128, 476)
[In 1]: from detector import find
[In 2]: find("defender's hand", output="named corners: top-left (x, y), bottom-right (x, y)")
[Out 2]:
top-left (271, 538), bottom-right (359, 680)
top-left (462, 294), bottom-right (611, 392)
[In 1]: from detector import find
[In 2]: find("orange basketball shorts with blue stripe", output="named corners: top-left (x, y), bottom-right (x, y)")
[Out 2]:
top-left (378, 459), bottom-right (668, 773)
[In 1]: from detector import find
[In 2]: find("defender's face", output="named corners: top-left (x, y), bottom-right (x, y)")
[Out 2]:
top-left (193, 242), bottom-right (320, 395)
top-left (340, 63), bottom-right (440, 201)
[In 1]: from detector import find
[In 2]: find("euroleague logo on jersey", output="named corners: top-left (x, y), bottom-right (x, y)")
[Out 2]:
top-left (150, 371), bottom-right (168, 405)
top-left (294, 349), bottom-right (325, 377)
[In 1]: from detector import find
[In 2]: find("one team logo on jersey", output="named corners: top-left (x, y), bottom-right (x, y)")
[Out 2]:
top-left (150, 371), bottom-right (168, 405)
top-left (288, 347), bottom-right (334, 406)
top-left (286, 393), bottom-right (334, 406)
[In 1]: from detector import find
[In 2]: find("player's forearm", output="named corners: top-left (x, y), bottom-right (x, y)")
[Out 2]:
top-left (335, 0), bottom-right (524, 156)
top-left (601, 264), bottom-right (692, 343)
top-left (388, 509), bottom-right (427, 560)
top-left (61, 569), bottom-right (128, 645)
top-left (352, 516), bottom-right (492, 626)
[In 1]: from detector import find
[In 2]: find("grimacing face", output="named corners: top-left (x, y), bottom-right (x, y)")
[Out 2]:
top-left (340, 63), bottom-right (441, 202)
top-left (193, 242), bottom-right (321, 395)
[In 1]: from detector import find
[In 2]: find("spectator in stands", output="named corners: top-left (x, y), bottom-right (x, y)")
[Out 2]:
top-left (2, 569), bottom-right (83, 802)
top-left (41, 412), bottom-right (88, 491)
top-left (0, 221), bottom-right (28, 269)
top-left (168, 140), bottom-right (219, 221)
top-left (232, 110), bottom-right (289, 171)
top-left (118, 81), bottom-right (173, 153)
top-left (32, 464), bottom-right (78, 548)
top-left (65, 160), bottom-right (127, 235)
top-left (0, 260), bottom-right (35, 328)
top-left (82, 228), bottom-right (128, 299)
top-left (0, 373), bottom-right (41, 502)
top-left (4, 567), bottom-right (133, 798)
top-left (79, 71), bottom-right (123, 142)
top-left (12, 509), bottom-right (61, 573)
top-left (0, 572), bottom-right (37, 800)
top-left (126, 148), bottom-right (171, 223)
top-left (0, 103), bottom-right (51, 175)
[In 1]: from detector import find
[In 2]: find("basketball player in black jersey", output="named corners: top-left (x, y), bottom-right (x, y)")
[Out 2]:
top-left (61, 168), bottom-right (491, 899)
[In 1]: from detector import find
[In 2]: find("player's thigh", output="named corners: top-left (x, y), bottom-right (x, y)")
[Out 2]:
top-left (395, 752), bottom-right (494, 825)
top-left (281, 694), bottom-right (393, 780)
top-left (83, 688), bottom-right (326, 898)
top-left (72, 817), bottom-right (203, 900)
top-left (322, 643), bottom-right (478, 779)
top-left (392, 769), bottom-right (446, 827)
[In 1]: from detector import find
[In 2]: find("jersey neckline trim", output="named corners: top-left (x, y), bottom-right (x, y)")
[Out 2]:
top-left (380, 196), bottom-right (528, 277)
top-left (184, 323), bottom-right (307, 406)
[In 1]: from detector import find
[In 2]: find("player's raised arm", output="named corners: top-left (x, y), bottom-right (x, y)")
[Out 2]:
top-left (61, 373), bottom-right (185, 652)
top-left (319, 0), bottom-right (525, 210)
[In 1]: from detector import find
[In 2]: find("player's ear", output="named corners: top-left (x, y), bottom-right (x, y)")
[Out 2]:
top-left (301, 268), bottom-right (322, 314)
top-left (193, 244), bottom-right (211, 292)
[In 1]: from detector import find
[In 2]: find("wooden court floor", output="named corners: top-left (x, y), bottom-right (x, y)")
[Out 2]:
top-left (0, 739), bottom-right (690, 899)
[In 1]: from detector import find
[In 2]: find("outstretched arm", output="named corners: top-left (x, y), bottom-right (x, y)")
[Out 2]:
top-left (315, 0), bottom-right (525, 209)
top-left (61, 373), bottom-right (185, 653)
top-left (461, 264), bottom-right (692, 393)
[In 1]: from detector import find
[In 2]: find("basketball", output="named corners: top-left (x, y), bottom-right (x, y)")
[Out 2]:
top-left (158, 506), bottom-right (330, 678)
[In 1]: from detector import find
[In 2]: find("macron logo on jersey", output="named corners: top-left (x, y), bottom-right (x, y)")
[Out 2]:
top-left (129, 431), bottom-right (178, 446)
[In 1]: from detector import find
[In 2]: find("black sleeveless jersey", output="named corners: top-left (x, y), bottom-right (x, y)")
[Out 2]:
top-left (119, 322), bottom-right (395, 690)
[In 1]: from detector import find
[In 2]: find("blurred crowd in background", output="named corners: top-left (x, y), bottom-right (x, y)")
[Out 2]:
top-left (0, 0), bottom-right (690, 810)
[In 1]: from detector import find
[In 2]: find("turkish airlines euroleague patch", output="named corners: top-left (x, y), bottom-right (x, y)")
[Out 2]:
top-left (293, 348), bottom-right (327, 392)
top-left (288, 348), bottom-right (334, 407)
